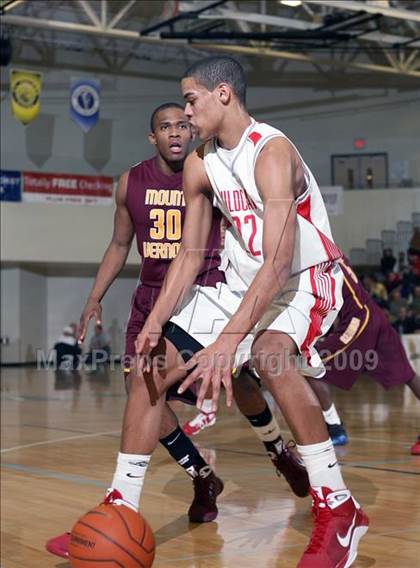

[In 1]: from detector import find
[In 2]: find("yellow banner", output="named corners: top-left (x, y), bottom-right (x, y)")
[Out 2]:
top-left (10, 69), bottom-right (42, 125)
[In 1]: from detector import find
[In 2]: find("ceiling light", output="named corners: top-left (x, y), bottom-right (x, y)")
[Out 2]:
top-left (279, 0), bottom-right (303, 7)
top-left (1, 0), bottom-right (25, 13)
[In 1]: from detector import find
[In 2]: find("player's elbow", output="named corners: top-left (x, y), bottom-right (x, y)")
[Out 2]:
top-left (179, 245), bottom-right (206, 269)
top-left (110, 239), bottom-right (131, 254)
top-left (269, 257), bottom-right (292, 287)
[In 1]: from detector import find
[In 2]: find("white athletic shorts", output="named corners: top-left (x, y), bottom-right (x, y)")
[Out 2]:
top-left (170, 261), bottom-right (344, 378)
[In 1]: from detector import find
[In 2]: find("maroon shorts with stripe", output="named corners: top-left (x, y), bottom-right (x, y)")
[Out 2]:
top-left (317, 300), bottom-right (415, 390)
top-left (124, 284), bottom-right (197, 405)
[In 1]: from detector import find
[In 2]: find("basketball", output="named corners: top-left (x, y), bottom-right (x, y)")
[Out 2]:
top-left (68, 503), bottom-right (155, 567)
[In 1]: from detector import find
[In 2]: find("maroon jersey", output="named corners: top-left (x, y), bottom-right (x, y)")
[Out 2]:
top-left (126, 157), bottom-right (224, 287)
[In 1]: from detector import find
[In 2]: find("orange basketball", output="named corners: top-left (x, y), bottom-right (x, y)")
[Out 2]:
top-left (68, 503), bottom-right (155, 567)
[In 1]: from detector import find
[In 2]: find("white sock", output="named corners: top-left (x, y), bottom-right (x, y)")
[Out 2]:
top-left (323, 403), bottom-right (342, 426)
top-left (200, 399), bottom-right (214, 414)
top-left (110, 452), bottom-right (151, 512)
top-left (297, 439), bottom-right (346, 490)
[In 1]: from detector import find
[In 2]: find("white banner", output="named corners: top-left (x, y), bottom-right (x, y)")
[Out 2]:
top-left (22, 171), bottom-right (114, 206)
top-left (320, 186), bottom-right (344, 216)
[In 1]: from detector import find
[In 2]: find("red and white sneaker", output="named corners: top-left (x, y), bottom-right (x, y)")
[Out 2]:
top-left (183, 411), bottom-right (216, 436)
top-left (410, 436), bottom-right (420, 455)
top-left (297, 487), bottom-right (369, 568)
top-left (46, 532), bottom-right (70, 558)
top-left (45, 490), bottom-right (130, 559)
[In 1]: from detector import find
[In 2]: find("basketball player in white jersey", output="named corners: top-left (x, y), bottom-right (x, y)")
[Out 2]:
top-left (107, 57), bottom-right (369, 567)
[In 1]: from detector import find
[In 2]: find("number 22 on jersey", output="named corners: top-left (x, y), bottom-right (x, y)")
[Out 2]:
top-left (231, 214), bottom-right (261, 257)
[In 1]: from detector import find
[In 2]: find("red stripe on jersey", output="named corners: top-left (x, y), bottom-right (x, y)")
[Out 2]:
top-left (301, 264), bottom-right (336, 363)
top-left (296, 194), bottom-right (311, 222)
top-left (296, 194), bottom-right (342, 261)
top-left (248, 131), bottom-right (262, 146)
top-left (301, 266), bottom-right (323, 362)
top-left (317, 229), bottom-right (343, 260)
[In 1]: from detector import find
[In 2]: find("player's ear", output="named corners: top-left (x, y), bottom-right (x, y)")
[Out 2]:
top-left (148, 131), bottom-right (157, 146)
top-left (190, 124), bottom-right (197, 141)
top-left (217, 83), bottom-right (231, 105)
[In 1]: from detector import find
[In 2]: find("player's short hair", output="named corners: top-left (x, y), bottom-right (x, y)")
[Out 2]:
top-left (182, 56), bottom-right (247, 106)
top-left (150, 102), bottom-right (185, 132)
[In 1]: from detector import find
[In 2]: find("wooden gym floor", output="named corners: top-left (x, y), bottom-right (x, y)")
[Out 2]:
top-left (1, 366), bottom-right (419, 567)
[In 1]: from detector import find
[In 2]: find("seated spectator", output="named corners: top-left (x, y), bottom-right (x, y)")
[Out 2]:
top-left (381, 248), bottom-right (396, 275)
top-left (85, 324), bottom-right (111, 368)
top-left (392, 307), bottom-right (417, 335)
top-left (398, 251), bottom-right (407, 272)
top-left (53, 325), bottom-right (81, 370)
top-left (403, 265), bottom-right (420, 290)
top-left (409, 227), bottom-right (420, 252)
top-left (385, 271), bottom-right (402, 295)
top-left (388, 289), bottom-right (409, 322)
top-left (408, 228), bottom-right (420, 276)
top-left (411, 285), bottom-right (420, 315)
top-left (365, 275), bottom-right (388, 308)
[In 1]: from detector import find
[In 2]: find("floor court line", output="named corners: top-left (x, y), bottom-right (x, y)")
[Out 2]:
top-left (3, 457), bottom-right (418, 494)
top-left (274, 430), bottom-right (413, 448)
top-left (155, 527), bottom-right (420, 564)
top-left (0, 429), bottom-right (120, 453)
top-left (213, 446), bottom-right (418, 471)
top-left (1, 463), bottom-right (107, 487)
top-left (21, 423), bottom-right (95, 435)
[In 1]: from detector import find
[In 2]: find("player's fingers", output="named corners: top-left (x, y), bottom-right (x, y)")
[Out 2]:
top-left (135, 333), bottom-right (144, 351)
top-left (133, 352), bottom-right (144, 375)
top-left (223, 372), bottom-right (233, 408)
top-left (78, 318), bottom-right (88, 342)
top-left (184, 354), bottom-right (198, 371)
top-left (144, 353), bottom-right (152, 374)
top-left (178, 364), bottom-right (201, 394)
top-left (197, 374), bottom-right (211, 410)
top-left (211, 371), bottom-right (221, 413)
top-left (135, 354), bottom-right (142, 376)
top-left (149, 333), bottom-right (159, 349)
top-left (79, 310), bottom-right (96, 342)
top-left (135, 334), bottom-right (149, 356)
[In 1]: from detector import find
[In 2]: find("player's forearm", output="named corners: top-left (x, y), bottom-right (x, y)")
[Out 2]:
top-left (88, 242), bottom-right (131, 302)
top-left (148, 247), bottom-right (204, 326)
top-left (222, 261), bottom-right (291, 345)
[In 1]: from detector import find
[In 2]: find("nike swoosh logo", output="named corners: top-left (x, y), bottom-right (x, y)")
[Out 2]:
top-left (337, 513), bottom-right (357, 548)
top-left (328, 462), bottom-right (338, 468)
top-left (126, 473), bottom-right (142, 478)
top-left (167, 432), bottom-right (181, 446)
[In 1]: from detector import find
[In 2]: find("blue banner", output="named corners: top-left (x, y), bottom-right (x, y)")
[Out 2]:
top-left (0, 170), bottom-right (21, 202)
top-left (70, 78), bottom-right (100, 132)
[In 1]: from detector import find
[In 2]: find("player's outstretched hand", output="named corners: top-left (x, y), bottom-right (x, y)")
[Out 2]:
top-left (177, 338), bottom-right (236, 412)
top-left (78, 299), bottom-right (102, 343)
top-left (134, 318), bottom-right (163, 374)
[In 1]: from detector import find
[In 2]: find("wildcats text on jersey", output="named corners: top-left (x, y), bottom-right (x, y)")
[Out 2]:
top-left (220, 188), bottom-right (256, 213)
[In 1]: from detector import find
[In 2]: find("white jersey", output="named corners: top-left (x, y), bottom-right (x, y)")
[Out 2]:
top-left (204, 119), bottom-right (342, 291)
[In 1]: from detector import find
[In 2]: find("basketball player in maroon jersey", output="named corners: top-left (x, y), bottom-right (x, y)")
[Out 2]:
top-left (307, 257), bottom-right (420, 454)
top-left (188, 254), bottom-right (420, 454)
top-left (46, 103), bottom-right (308, 559)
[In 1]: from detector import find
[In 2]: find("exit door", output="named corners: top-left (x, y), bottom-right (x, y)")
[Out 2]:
top-left (331, 153), bottom-right (388, 189)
